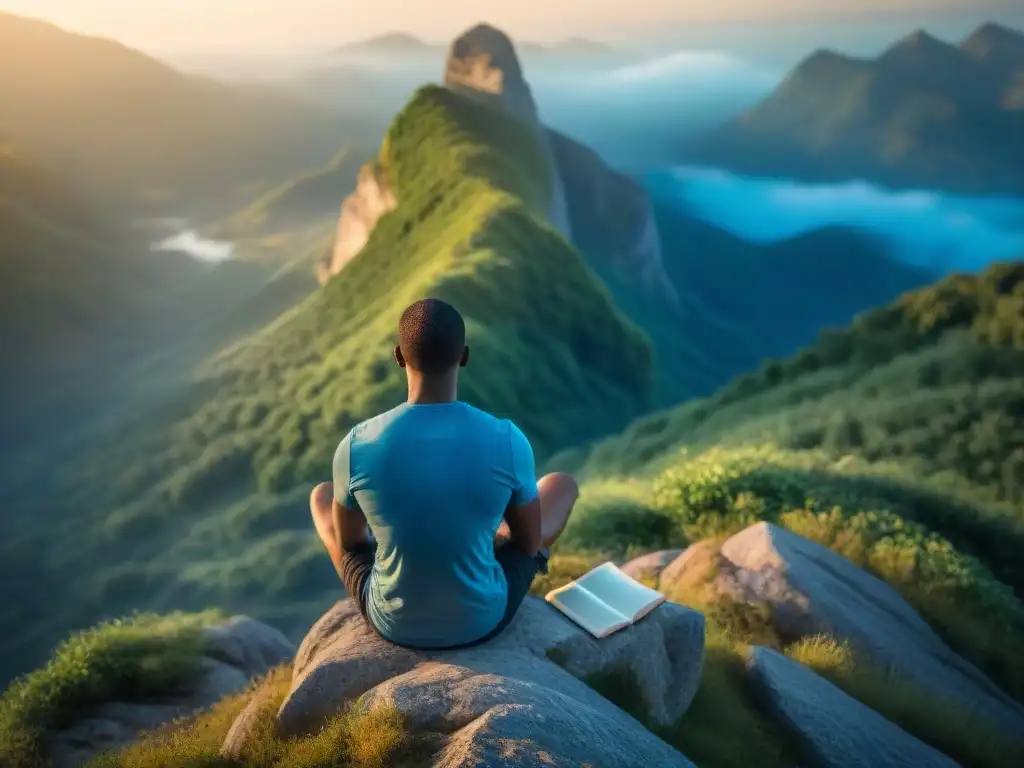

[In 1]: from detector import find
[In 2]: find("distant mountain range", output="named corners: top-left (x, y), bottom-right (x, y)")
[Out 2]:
top-left (335, 32), bottom-right (618, 60)
top-left (0, 12), bottom-right (371, 212)
top-left (687, 22), bottom-right (1024, 195)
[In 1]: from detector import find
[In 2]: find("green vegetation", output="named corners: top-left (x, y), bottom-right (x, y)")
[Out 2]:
top-left (558, 261), bottom-right (1024, 490)
top-left (214, 146), bottom-right (366, 238)
top-left (0, 611), bottom-right (222, 768)
top-left (85, 664), bottom-right (425, 768)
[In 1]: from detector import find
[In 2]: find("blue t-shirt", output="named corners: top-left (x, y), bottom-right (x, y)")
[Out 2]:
top-left (332, 401), bottom-right (539, 648)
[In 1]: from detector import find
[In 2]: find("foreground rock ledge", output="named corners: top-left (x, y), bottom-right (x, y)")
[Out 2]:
top-left (747, 646), bottom-right (961, 768)
top-left (47, 616), bottom-right (296, 768)
top-left (222, 597), bottom-right (705, 767)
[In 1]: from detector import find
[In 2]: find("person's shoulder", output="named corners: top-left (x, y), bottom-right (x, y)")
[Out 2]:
top-left (463, 405), bottom-right (531, 448)
top-left (353, 405), bottom-right (408, 438)
top-left (458, 403), bottom-right (512, 432)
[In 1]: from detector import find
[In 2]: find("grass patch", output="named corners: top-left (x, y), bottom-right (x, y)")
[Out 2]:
top-left (87, 664), bottom-right (428, 768)
top-left (558, 479), bottom-right (683, 558)
top-left (0, 611), bottom-right (223, 768)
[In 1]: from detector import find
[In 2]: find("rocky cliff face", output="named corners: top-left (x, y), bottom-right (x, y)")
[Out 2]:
top-left (549, 129), bottom-right (679, 307)
top-left (316, 160), bottom-right (396, 284)
top-left (323, 22), bottom-right (677, 308)
top-left (443, 23), bottom-right (572, 240)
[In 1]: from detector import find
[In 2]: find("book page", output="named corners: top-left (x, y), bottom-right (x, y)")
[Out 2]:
top-left (545, 582), bottom-right (631, 638)
top-left (575, 562), bottom-right (665, 622)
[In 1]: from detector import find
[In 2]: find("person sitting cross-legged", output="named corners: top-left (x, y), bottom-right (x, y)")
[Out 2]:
top-left (309, 297), bottom-right (579, 649)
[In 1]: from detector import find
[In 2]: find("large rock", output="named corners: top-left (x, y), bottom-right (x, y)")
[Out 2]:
top-left (317, 161), bottom-right (397, 284)
top-left (222, 596), bottom-right (705, 766)
top-left (443, 23), bottom-right (572, 239)
top-left (747, 646), bottom-right (961, 768)
top-left (46, 616), bottom-right (295, 768)
top-left (703, 522), bottom-right (1024, 737)
top-left (619, 548), bottom-right (685, 583)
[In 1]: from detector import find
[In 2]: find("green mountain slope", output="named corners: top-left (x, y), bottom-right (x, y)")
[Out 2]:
top-left (0, 12), bottom-right (365, 211)
top-left (649, 200), bottom-right (934, 394)
top-left (559, 261), bottom-right (1024, 505)
top-left (214, 147), bottom-right (367, 239)
top-left (0, 83), bottom-right (653, 684)
top-left (555, 261), bottom-right (1024, 597)
top-left (688, 23), bottom-right (1024, 194)
top-left (0, 147), bottom-right (197, 437)
top-left (552, 261), bottom-right (1024, 698)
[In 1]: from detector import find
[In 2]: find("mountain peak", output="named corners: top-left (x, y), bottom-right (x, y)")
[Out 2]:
top-left (336, 32), bottom-right (430, 54)
top-left (964, 22), bottom-right (1024, 46)
top-left (960, 21), bottom-right (1024, 66)
top-left (878, 27), bottom-right (970, 75)
top-left (883, 28), bottom-right (951, 58)
top-left (903, 28), bottom-right (943, 46)
top-left (444, 23), bottom-right (535, 120)
top-left (449, 23), bottom-right (519, 62)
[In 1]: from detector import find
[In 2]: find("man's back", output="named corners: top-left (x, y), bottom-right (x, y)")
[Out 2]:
top-left (333, 401), bottom-right (537, 648)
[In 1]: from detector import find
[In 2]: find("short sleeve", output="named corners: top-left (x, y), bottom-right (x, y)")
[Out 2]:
top-left (332, 431), bottom-right (360, 508)
top-left (508, 422), bottom-right (539, 506)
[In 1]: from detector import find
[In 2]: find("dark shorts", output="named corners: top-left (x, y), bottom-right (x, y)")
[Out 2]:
top-left (339, 539), bottom-right (547, 650)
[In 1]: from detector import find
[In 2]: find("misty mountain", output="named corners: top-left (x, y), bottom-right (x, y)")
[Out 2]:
top-left (303, 30), bottom-right (633, 115)
top-left (686, 22), bottom-right (1024, 195)
top-left (335, 31), bottom-right (620, 61)
top-left (0, 147), bottom-right (200, 441)
top-left (0, 12), bottom-right (374, 214)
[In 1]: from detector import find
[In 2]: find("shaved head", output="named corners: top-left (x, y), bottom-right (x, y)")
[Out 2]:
top-left (397, 298), bottom-right (467, 375)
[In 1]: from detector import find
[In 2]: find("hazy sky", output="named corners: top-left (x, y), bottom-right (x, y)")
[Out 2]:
top-left (0, 0), bottom-right (1009, 51)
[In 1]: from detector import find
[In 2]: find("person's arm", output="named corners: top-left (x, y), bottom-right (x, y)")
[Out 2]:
top-left (333, 432), bottom-right (370, 551)
top-left (503, 422), bottom-right (542, 556)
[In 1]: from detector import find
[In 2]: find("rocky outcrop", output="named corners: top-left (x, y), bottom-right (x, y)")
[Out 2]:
top-left (443, 23), bottom-right (572, 239)
top-left (747, 646), bottom-right (961, 768)
top-left (46, 616), bottom-right (295, 768)
top-left (316, 161), bottom-right (396, 284)
top-left (222, 596), bottom-right (705, 766)
top-left (630, 523), bottom-right (1024, 738)
top-left (444, 23), bottom-right (539, 126)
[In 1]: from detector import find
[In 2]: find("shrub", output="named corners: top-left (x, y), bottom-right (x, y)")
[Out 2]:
top-left (0, 612), bottom-right (222, 768)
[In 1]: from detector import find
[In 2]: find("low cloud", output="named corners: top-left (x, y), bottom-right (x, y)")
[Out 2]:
top-left (603, 50), bottom-right (780, 91)
top-left (152, 230), bottom-right (234, 263)
top-left (656, 167), bottom-right (1024, 273)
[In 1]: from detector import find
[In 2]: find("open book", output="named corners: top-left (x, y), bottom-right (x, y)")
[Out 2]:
top-left (544, 561), bottom-right (666, 639)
